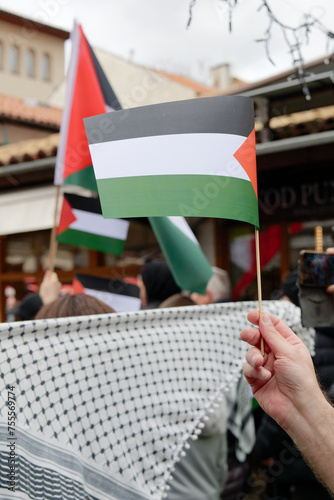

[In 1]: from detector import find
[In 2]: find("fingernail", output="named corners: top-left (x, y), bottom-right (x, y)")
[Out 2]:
top-left (262, 313), bottom-right (272, 324)
top-left (260, 368), bottom-right (270, 380)
top-left (250, 353), bottom-right (258, 366)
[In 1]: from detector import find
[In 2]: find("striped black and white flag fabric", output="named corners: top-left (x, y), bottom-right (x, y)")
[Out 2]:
top-left (57, 193), bottom-right (129, 255)
top-left (73, 273), bottom-right (141, 312)
top-left (84, 96), bottom-right (259, 228)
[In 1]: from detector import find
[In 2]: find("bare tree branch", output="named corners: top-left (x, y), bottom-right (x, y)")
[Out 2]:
top-left (186, 0), bottom-right (334, 100)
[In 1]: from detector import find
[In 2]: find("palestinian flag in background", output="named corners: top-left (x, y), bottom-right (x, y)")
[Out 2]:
top-left (84, 96), bottom-right (259, 228)
top-left (54, 21), bottom-right (121, 191)
top-left (57, 193), bottom-right (129, 255)
top-left (149, 216), bottom-right (213, 294)
top-left (231, 223), bottom-right (303, 299)
top-left (73, 273), bottom-right (141, 312)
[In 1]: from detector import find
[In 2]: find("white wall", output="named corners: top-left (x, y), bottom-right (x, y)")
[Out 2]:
top-left (0, 19), bottom-right (65, 102)
top-left (48, 47), bottom-right (198, 109)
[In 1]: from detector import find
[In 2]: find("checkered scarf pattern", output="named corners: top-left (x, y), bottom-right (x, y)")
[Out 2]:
top-left (0, 301), bottom-right (314, 500)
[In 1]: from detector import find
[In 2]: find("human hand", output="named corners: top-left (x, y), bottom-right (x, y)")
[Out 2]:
top-left (39, 271), bottom-right (61, 305)
top-left (240, 310), bottom-right (322, 433)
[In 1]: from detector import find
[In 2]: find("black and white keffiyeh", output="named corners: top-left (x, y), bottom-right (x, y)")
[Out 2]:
top-left (0, 301), bottom-right (314, 500)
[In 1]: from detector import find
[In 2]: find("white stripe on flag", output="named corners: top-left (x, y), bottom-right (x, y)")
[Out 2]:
top-left (83, 288), bottom-right (141, 312)
top-left (54, 21), bottom-right (81, 186)
top-left (89, 133), bottom-right (248, 181)
top-left (167, 217), bottom-right (199, 246)
top-left (71, 209), bottom-right (129, 239)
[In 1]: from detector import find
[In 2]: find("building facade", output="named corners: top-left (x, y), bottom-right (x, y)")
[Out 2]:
top-left (0, 9), bottom-right (222, 320)
top-left (1, 9), bottom-right (333, 320)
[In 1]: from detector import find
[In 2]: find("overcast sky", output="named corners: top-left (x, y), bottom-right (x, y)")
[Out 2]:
top-left (0, 0), bottom-right (333, 84)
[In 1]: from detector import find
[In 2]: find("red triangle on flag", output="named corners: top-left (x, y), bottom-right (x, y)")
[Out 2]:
top-left (57, 196), bottom-right (77, 235)
top-left (72, 276), bottom-right (85, 295)
top-left (62, 25), bottom-right (106, 181)
top-left (233, 128), bottom-right (258, 198)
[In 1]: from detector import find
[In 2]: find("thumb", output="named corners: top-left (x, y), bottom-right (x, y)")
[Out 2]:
top-left (259, 312), bottom-right (294, 357)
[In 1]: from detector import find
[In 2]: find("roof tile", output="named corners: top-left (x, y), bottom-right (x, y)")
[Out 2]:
top-left (0, 94), bottom-right (62, 128)
top-left (0, 133), bottom-right (59, 165)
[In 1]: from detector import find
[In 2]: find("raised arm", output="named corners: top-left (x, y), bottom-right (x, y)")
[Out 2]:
top-left (241, 311), bottom-right (334, 495)
top-left (39, 271), bottom-right (62, 305)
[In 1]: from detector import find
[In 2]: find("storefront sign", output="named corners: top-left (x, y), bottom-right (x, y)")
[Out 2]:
top-left (259, 167), bottom-right (334, 223)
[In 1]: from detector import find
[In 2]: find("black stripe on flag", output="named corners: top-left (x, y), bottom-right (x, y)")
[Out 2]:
top-left (88, 43), bottom-right (122, 111)
top-left (84, 96), bottom-right (254, 145)
top-left (76, 274), bottom-right (140, 298)
top-left (64, 193), bottom-right (103, 215)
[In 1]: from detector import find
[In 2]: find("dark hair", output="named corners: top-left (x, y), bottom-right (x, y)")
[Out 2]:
top-left (17, 293), bottom-right (43, 320)
top-left (35, 293), bottom-right (115, 319)
top-left (159, 293), bottom-right (195, 308)
top-left (281, 270), bottom-right (300, 307)
top-left (139, 259), bottom-right (180, 303)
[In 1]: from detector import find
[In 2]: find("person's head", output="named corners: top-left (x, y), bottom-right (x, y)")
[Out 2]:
top-left (191, 267), bottom-right (231, 305)
top-left (159, 293), bottom-right (195, 308)
top-left (34, 293), bottom-right (115, 319)
top-left (16, 293), bottom-right (43, 320)
top-left (138, 259), bottom-right (180, 307)
top-left (279, 269), bottom-right (299, 307)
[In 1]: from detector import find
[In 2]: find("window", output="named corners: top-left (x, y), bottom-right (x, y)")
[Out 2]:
top-left (41, 53), bottom-right (51, 80)
top-left (10, 45), bottom-right (19, 73)
top-left (26, 48), bottom-right (35, 77)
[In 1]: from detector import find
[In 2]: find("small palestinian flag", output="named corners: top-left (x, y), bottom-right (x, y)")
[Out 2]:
top-left (57, 193), bottom-right (129, 255)
top-left (84, 95), bottom-right (259, 228)
top-left (73, 273), bottom-right (141, 312)
top-left (54, 21), bottom-right (121, 191)
top-left (149, 216), bottom-right (213, 294)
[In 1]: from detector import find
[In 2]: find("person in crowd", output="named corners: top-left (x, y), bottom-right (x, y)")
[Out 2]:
top-left (190, 267), bottom-right (231, 305)
top-left (137, 259), bottom-right (181, 309)
top-left (184, 265), bottom-right (255, 499)
top-left (14, 270), bottom-right (62, 320)
top-left (159, 296), bottom-right (228, 500)
top-left (220, 377), bottom-right (255, 500)
top-left (35, 293), bottom-right (115, 319)
top-left (241, 310), bottom-right (334, 497)
top-left (159, 293), bottom-right (195, 308)
top-left (251, 267), bottom-right (334, 499)
top-left (15, 292), bottom-right (44, 321)
top-left (165, 409), bottom-right (228, 500)
top-left (39, 270), bottom-right (62, 305)
top-left (278, 268), bottom-right (300, 306)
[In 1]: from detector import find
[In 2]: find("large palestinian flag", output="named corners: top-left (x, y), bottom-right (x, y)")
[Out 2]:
top-left (57, 193), bottom-right (129, 255)
top-left (149, 216), bottom-right (213, 294)
top-left (84, 96), bottom-right (259, 228)
top-left (73, 274), bottom-right (141, 312)
top-left (54, 21), bottom-right (121, 191)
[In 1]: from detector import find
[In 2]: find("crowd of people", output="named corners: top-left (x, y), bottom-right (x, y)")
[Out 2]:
top-left (5, 254), bottom-right (334, 499)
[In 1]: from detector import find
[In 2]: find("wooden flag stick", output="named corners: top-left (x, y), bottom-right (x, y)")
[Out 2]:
top-left (48, 185), bottom-right (61, 273)
top-left (255, 228), bottom-right (264, 355)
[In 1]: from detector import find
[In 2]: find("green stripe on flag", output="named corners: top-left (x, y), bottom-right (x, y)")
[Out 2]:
top-left (149, 217), bottom-right (213, 294)
top-left (64, 165), bottom-right (98, 192)
top-left (57, 228), bottom-right (125, 255)
top-left (97, 175), bottom-right (259, 227)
